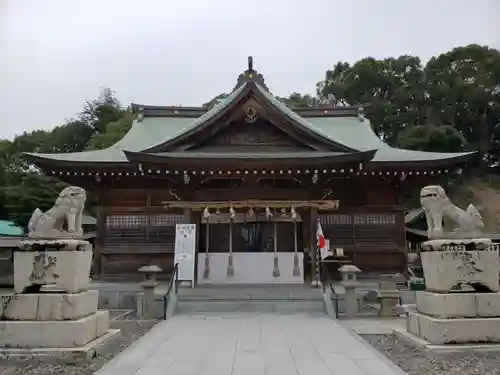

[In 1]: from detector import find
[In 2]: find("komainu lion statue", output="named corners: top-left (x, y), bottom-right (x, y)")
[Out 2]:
top-left (28, 186), bottom-right (87, 239)
top-left (420, 185), bottom-right (484, 239)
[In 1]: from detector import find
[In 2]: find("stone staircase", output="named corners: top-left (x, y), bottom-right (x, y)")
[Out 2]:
top-left (174, 284), bottom-right (326, 314)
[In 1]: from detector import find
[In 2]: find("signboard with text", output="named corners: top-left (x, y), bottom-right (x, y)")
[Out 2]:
top-left (174, 224), bottom-right (196, 283)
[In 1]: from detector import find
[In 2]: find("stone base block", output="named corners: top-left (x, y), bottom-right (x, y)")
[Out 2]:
top-left (378, 295), bottom-right (400, 317)
top-left (1, 291), bottom-right (98, 321)
top-left (406, 311), bottom-right (500, 345)
top-left (394, 328), bottom-right (500, 353)
top-left (421, 250), bottom-right (499, 293)
top-left (416, 291), bottom-right (500, 318)
top-left (0, 329), bottom-right (120, 364)
top-left (0, 310), bottom-right (109, 348)
top-left (14, 246), bottom-right (92, 294)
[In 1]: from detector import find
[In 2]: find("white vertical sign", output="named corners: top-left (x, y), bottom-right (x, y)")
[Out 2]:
top-left (174, 224), bottom-right (196, 282)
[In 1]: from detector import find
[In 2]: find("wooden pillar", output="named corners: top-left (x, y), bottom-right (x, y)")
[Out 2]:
top-left (203, 215), bottom-right (210, 279)
top-left (94, 207), bottom-right (106, 280)
top-left (183, 208), bottom-right (193, 224)
top-left (397, 210), bottom-right (409, 279)
top-left (272, 221), bottom-right (280, 277)
top-left (227, 219), bottom-right (234, 277)
top-left (301, 209), bottom-right (311, 283)
top-left (94, 188), bottom-right (106, 280)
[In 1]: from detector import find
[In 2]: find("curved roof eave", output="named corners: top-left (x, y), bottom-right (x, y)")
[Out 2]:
top-left (23, 151), bottom-right (128, 167)
top-left (370, 150), bottom-right (477, 167)
top-left (123, 149), bottom-right (377, 166)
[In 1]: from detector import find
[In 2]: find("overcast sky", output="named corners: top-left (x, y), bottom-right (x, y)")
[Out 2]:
top-left (0, 0), bottom-right (499, 140)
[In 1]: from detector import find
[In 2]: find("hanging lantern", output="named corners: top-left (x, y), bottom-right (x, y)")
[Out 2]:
top-left (203, 207), bottom-right (210, 219)
top-left (247, 207), bottom-right (254, 217)
top-left (215, 209), bottom-right (221, 215)
top-left (229, 207), bottom-right (236, 220)
top-left (291, 206), bottom-right (297, 220)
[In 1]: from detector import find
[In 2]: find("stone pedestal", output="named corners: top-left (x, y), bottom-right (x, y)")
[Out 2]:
top-left (405, 291), bottom-right (500, 345)
top-left (0, 292), bottom-right (115, 349)
top-left (378, 290), bottom-right (400, 317)
top-left (378, 276), bottom-right (401, 317)
top-left (421, 248), bottom-right (498, 293)
top-left (341, 281), bottom-right (360, 318)
top-left (1, 239), bottom-right (118, 359)
top-left (338, 264), bottom-right (361, 318)
top-left (399, 241), bottom-right (500, 349)
top-left (14, 240), bottom-right (93, 294)
top-left (1, 290), bottom-right (98, 320)
top-left (138, 265), bottom-right (163, 320)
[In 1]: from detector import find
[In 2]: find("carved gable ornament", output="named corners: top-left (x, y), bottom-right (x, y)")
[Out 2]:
top-left (244, 106), bottom-right (258, 123)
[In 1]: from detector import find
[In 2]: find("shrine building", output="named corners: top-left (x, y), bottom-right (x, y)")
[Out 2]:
top-left (25, 57), bottom-right (475, 283)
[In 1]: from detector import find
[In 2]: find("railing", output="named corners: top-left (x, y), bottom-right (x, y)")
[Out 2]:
top-left (328, 283), bottom-right (340, 318)
top-left (321, 266), bottom-right (340, 318)
top-left (162, 263), bottom-right (179, 320)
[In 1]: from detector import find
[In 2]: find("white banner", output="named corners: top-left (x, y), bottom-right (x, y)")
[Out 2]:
top-left (174, 224), bottom-right (196, 282)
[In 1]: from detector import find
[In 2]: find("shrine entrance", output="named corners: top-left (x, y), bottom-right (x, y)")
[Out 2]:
top-left (196, 207), bottom-right (305, 284)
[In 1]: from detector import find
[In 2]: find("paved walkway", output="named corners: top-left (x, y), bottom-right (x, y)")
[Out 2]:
top-left (95, 313), bottom-right (407, 375)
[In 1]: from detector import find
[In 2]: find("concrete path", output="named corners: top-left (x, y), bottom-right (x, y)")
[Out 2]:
top-left (95, 313), bottom-right (407, 375)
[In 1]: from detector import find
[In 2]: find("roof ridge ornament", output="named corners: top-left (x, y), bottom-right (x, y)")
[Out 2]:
top-left (232, 56), bottom-right (270, 92)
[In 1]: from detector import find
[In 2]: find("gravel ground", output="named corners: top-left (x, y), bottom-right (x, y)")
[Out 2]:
top-left (0, 319), bottom-right (158, 375)
top-left (362, 334), bottom-right (500, 375)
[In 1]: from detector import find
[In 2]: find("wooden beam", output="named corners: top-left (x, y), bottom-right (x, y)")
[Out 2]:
top-left (160, 200), bottom-right (340, 211)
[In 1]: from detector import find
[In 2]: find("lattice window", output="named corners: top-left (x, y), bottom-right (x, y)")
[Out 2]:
top-left (150, 215), bottom-right (185, 226)
top-left (319, 214), bottom-right (352, 225)
top-left (366, 214), bottom-right (396, 225)
top-left (106, 215), bottom-right (147, 228)
top-left (353, 214), bottom-right (365, 225)
top-left (105, 214), bottom-right (184, 248)
top-left (354, 214), bottom-right (396, 225)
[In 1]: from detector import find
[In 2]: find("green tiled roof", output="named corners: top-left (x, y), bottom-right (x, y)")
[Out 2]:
top-left (25, 83), bottom-right (248, 164)
top-left (25, 81), bottom-right (474, 165)
top-left (305, 116), bottom-right (475, 163)
top-left (0, 220), bottom-right (24, 236)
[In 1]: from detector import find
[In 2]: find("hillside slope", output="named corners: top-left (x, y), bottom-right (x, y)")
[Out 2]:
top-left (450, 176), bottom-right (500, 232)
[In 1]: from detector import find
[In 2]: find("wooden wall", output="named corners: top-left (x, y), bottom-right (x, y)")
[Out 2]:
top-left (95, 190), bottom-right (186, 280)
top-left (93, 177), bottom-right (407, 280)
top-left (319, 211), bottom-right (406, 275)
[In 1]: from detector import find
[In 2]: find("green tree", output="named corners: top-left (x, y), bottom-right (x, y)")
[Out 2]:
top-left (424, 44), bottom-right (500, 163)
top-left (79, 87), bottom-right (123, 133)
top-left (86, 111), bottom-right (134, 150)
top-left (317, 55), bottom-right (426, 144)
top-left (276, 93), bottom-right (315, 108)
top-left (397, 124), bottom-right (469, 153)
top-left (2, 170), bottom-right (65, 230)
top-left (50, 121), bottom-right (94, 153)
top-left (0, 88), bottom-right (125, 228)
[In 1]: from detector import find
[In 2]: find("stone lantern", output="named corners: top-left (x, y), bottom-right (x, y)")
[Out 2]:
top-left (138, 265), bottom-right (163, 319)
top-left (338, 264), bottom-right (361, 318)
top-left (377, 274), bottom-right (401, 317)
top-left (338, 264), bottom-right (361, 284)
